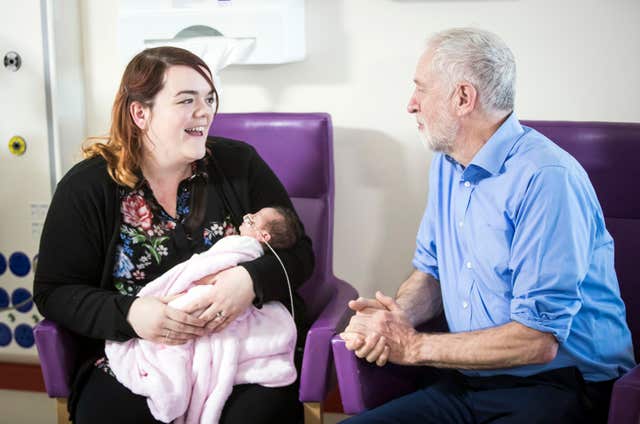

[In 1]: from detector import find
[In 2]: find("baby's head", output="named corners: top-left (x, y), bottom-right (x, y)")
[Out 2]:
top-left (239, 206), bottom-right (302, 249)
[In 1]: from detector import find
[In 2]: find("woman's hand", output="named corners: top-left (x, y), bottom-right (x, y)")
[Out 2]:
top-left (188, 266), bottom-right (256, 333)
top-left (127, 296), bottom-right (208, 345)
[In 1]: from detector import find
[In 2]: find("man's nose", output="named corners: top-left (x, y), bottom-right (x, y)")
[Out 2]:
top-left (407, 93), bottom-right (419, 114)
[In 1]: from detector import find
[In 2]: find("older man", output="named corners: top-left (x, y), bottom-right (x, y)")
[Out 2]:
top-left (341, 28), bottom-right (634, 423)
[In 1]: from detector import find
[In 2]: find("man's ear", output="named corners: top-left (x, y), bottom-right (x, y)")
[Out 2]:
top-left (130, 101), bottom-right (150, 130)
top-left (453, 81), bottom-right (477, 117)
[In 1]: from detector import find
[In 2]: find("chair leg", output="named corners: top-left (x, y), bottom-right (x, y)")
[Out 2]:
top-left (56, 398), bottom-right (70, 424)
top-left (303, 402), bottom-right (323, 424)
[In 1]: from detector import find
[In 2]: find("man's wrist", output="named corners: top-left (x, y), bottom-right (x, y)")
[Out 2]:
top-left (407, 332), bottom-right (431, 365)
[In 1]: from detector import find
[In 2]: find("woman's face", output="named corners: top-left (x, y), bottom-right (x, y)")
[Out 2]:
top-left (140, 65), bottom-right (215, 170)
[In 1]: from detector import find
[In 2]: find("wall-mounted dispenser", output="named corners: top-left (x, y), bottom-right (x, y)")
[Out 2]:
top-left (118, 0), bottom-right (306, 74)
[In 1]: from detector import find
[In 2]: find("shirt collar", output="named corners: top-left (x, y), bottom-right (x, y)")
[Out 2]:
top-left (467, 112), bottom-right (524, 177)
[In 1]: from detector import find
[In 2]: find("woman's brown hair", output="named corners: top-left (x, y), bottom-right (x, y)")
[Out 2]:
top-left (83, 46), bottom-right (219, 188)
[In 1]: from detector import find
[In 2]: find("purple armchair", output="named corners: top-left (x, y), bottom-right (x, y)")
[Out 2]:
top-left (331, 120), bottom-right (640, 423)
top-left (33, 113), bottom-right (357, 424)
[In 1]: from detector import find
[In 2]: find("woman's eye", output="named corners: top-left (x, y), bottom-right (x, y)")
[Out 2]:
top-left (179, 98), bottom-right (193, 104)
top-left (206, 96), bottom-right (215, 105)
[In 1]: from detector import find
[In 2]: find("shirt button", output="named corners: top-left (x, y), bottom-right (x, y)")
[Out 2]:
top-left (466, 261), bottom-right (472, 269)
top-left (458, 221), bottom-right (464, 228)
top-left (464, 181), bottom-right (471, 187)
top-left (462, 301), bottom-right (469, 309)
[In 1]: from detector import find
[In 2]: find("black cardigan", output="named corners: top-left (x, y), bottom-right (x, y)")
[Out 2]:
top-left (33, 137), bottom-right (314, 401)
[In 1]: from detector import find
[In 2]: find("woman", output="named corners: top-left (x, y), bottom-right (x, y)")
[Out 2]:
top-left (33, 46), bottom-right (313, 424)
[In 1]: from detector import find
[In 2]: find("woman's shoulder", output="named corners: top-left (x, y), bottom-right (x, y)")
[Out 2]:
top-left (206, 136), bottom-right (261, 173)
top-left (56, 155), bottom-right (115, 194)
top-left (207, 136), bottom-right (257, 157)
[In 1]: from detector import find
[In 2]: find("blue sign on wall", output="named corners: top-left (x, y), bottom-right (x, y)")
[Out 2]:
top-left (9, 252), bottom-right (31, 277)
top-left (14, 324), bottom-right (34, 348)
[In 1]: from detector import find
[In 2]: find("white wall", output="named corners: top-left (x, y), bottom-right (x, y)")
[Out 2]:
top-left (81, 0), bottom-right (640, 297)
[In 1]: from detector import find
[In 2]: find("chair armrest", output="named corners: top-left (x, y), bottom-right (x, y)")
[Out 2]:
top-left (33, 319), bottom-right (77, 398)
top-left (608, 363), bottom-right (640, 423)
top-left (299, 277), bottom-right (358, 402)
top-left (331, 335), bottom-right (419, 414)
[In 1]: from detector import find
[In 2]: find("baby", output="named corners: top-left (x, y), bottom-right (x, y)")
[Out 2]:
top-left (169, 206), bottom-right (302, 309)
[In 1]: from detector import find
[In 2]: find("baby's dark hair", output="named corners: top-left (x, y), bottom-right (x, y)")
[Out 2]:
top-left (264, 206), bottom-right (303, 249)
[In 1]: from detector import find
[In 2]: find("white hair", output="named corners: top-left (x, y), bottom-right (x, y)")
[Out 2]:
top-left (426, 27), bottom-right (516, 113)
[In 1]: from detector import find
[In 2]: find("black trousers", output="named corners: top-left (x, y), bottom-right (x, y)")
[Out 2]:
top-left (341, 367), bottom-right (614, 424)
top-left (74, 366), bottom-right (302, 424)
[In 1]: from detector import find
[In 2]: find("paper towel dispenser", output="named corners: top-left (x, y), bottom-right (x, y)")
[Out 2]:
top-left (118, 0), bottom-right (305, 66)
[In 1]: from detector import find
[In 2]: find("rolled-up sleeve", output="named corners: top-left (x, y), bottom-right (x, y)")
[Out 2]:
top-left (509, 166), bottom-right (594, 343)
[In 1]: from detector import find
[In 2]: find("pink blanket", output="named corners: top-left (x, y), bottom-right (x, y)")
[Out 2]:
top-left (105, 236), bottom-right (297, 424)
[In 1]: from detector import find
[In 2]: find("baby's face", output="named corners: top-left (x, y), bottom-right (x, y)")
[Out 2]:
top-left (239, 207), bottom-right (281, 239)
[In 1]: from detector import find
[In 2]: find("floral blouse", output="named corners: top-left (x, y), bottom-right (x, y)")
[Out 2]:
top-left (98, 160), bottom-right (236, 373)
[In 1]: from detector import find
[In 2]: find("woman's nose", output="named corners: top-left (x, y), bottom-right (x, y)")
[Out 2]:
top-left (195, 98), bottom-right (213, 117)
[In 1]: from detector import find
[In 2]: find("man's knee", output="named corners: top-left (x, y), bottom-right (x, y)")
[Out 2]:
top-left (475, 386), bottom-right (587, 424)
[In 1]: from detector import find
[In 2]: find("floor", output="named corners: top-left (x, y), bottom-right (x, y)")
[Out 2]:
top-left (0, 389), bottom-right (350, 423)
top-left (325, 412), bottom-right (350, 424)
top-left (0, 390), bottom-right (56, 424)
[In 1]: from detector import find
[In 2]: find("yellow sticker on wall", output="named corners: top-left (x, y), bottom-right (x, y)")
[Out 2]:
top-left (8, 136), bottom-right (26, 156)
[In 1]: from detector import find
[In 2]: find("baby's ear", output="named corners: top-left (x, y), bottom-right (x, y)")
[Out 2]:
top-left (260, 231), bottom-right (271, 243)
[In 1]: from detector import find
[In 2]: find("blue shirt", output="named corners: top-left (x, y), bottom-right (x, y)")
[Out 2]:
top-left (412, 113), bottom-right (635, 381)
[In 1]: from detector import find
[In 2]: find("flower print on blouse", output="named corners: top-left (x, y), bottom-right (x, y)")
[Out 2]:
top-left (113, 189), bottom-right (174, 295)
top-left (203, 219), bottom-right (237, 247)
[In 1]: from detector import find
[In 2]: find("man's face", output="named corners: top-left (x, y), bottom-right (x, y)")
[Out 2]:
top-left (407, 50), bottom-right (458, 153)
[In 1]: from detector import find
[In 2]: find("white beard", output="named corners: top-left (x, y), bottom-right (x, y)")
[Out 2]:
top-left (418, 117), bottom-right (456, 154)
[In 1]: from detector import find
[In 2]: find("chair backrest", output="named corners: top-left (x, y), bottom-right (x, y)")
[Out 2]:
top-left (209, 113), bottom-right (335, 319)
top-left (523, 120), bottom-right (640, 362)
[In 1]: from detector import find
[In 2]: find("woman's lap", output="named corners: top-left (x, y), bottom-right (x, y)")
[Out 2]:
top-left (74, 367), bottom-right (161, 424)
top-left (74, 366), bottom-right (302, 424)
top-left (220, 382), bottom-right (302, 424)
